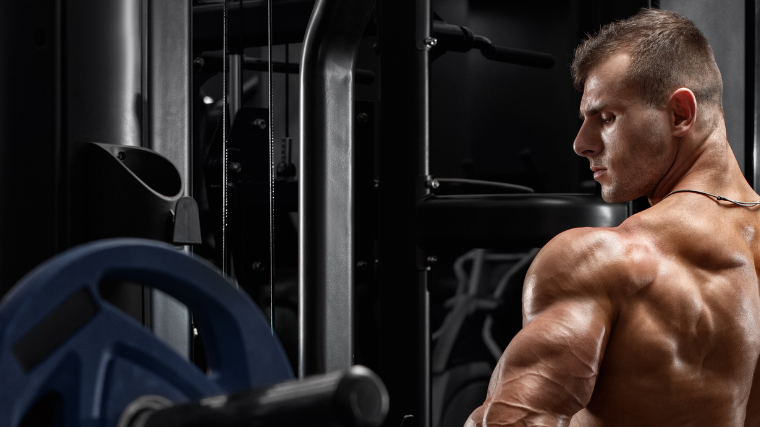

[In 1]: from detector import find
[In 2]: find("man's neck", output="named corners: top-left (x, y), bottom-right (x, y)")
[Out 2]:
top-left (649, 120), bottom-right (752, 206)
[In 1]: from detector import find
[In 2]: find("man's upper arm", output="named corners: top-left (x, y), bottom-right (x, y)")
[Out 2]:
top-left (467, 229), bottom-right (620, 427)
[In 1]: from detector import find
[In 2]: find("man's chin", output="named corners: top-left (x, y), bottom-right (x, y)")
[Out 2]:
top-left (600, 187), bottom-right (637, 204)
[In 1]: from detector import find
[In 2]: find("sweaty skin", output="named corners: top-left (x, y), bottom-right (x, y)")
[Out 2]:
top-left (466, 53), bottom-right (760, 426)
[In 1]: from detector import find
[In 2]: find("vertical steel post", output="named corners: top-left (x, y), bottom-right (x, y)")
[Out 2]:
top-left (146, 0), bottom-right (193, 359)
top-left (229, 54), bottom-right (243, 122)
top-left (299, 0), bottom-right (376, 377)
top-left (377, 0), bottom-right (432, 425)
top-left (65, 0), bottom-right (144, 247)
top-left (0, 0), bottom-right (194, 363)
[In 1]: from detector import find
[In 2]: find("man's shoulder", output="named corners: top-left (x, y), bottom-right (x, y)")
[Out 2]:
top-left (531, 223), bottom-right (656, 286)
top-left (523, 224), bottom-right (657, 319)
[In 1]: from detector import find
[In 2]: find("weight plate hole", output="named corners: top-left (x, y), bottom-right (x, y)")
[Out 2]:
top-left (98, 279), bottom-right (210, 375)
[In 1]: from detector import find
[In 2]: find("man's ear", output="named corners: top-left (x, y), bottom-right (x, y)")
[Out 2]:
top-left (670, 88), bottom-right (697, 137)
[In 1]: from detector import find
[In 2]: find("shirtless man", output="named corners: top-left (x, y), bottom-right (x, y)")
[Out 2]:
top-left (465, 9), bottom-right (760, 426)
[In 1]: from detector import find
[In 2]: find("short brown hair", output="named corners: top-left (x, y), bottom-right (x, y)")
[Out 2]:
top-left (571, 8), bottom-right (722, 110)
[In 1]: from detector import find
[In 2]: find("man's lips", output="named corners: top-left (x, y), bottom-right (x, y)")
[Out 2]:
top-left (591, 167), bottom-right (606, 179)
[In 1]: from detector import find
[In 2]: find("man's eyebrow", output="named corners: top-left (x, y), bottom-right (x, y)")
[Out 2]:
top-left (579, 103), bottom-right (606, 120)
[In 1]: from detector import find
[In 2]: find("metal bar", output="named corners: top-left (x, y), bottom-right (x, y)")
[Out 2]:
top-left (285, 44), bottom-right (290, 138)
top-left (199, 54), bottom-right (377, 85)
top-left (298, 0), bottom-right (375, 377)
top-left (431, 21), bottom-right (555, 68)
top-left (146, 0), bottom-right (193, 217)
top-left (229, 54), bottom-right (243, 120)
top-left (65, 0), bottom-right (142, 150)
top-left (61, 0), bottom-right (153, 338)
top-left (376, 0), bottom-right (431, 425)
top-left (64, 0), bottom-right (144, 249)
top-left (416, 3), bottom-right (431, 424)
top-left (135, 366), bottom-right (388, 427)
top-left (146, 0), bottom-right (193, 359)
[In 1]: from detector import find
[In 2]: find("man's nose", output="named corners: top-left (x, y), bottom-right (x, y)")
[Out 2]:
top-left (573, 120), bottom-right (601, 158)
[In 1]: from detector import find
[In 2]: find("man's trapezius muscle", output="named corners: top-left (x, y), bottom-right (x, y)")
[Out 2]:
top-left (466, 9), bottom-right (760, 427)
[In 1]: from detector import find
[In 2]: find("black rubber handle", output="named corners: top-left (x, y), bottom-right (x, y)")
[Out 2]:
top-left (136, 366), bottom-right (389, 427)
top-left (432, 20), bottom-right (555, 69)
top-left (480, 44), bottom-right (555, 69)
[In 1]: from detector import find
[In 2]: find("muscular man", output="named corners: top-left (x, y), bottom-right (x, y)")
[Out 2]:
top-left (466, 9), bottom-right (760, 426)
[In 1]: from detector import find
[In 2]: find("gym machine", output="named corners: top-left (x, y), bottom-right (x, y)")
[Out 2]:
top-left (0, 0), bottom-right (389, 424)
top-left (0, 0), bottom-right (632, 426)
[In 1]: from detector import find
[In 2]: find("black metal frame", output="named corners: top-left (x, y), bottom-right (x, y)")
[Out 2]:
top-left (298, 0), bottom-right (376, 377)
top-left (376, 0), bottom-right (432, 426)
top-left (193, 0), bottom-right (316, 52)
top-left (146, 0), bottom-right (194, 359)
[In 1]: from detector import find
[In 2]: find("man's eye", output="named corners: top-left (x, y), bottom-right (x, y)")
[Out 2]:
top-left (602, 115), bottom-right (615, 124)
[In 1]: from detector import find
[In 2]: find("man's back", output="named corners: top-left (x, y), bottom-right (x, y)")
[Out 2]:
top-left (465, 9), bottom-right (760, 426)
top-left (569, 193), bottom-right (760, 426)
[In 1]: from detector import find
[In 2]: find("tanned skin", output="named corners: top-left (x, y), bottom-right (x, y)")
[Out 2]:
top-left (465, 53), bottom-right (760, 426)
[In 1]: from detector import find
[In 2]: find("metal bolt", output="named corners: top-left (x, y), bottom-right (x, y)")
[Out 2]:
top-left (229, 162), bottom-right (242, 173)
top-left (193, 57), bottom-right (205, 68)
top-left (357, 112), bottom-right (368, 123)
top-left (117, 151), bottom-right (126, 161)
top-left (252, 118), bottom-right (267, 129)
top-left (193, 327), bottom-right (199, 337)
top-left (357, 260), bottom-right (369, 271)
top-left (426, 179), bottom-right (440, 189)
top-left (423, 37), bottom-right (438, 49)
top-left (426, 255), bottom-right (438, 265)
top-left (252, 262), bottom-right (265, 272)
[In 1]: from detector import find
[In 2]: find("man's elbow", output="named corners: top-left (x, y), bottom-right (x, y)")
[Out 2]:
top-left (465, 404), bottom-right (485, 427)
top-left (466, 399), bottom-right (570, 427)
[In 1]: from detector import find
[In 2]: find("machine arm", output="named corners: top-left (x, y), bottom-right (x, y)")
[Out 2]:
top-left (432, 20), bottom-right (555, 69)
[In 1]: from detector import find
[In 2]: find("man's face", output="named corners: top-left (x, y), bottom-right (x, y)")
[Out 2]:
top-left (574, 53), bottom-right (674, 203)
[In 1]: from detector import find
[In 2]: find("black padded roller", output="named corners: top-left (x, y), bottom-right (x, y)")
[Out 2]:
top-left (417, 194), bottom-right (629, 249)
top-left (133, 366), bottom-right (389, 427)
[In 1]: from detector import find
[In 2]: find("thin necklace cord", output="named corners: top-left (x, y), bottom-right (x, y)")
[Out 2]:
top-left (662, 189), bottom-right (760, 207)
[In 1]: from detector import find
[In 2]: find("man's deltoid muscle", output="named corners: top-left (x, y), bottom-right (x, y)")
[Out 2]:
top-left (466, 9), bottom-right (760, 427)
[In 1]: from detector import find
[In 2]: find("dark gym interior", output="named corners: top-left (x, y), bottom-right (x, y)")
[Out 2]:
top-left (0, 0), bottom-right (756, 426)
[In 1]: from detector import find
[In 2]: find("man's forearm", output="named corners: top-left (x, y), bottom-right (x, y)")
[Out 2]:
top-left (464, 300), bottom-right (608, 427)
top-left (465, 374), bottom-right (575, 427)
top-left (465, 400), bottom-right (571, 427)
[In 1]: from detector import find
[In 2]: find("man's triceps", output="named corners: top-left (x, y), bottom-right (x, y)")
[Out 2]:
top-left (472, 300), bottom-right (610, 426)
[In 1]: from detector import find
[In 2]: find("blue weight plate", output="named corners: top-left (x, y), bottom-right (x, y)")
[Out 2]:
top-left (0, 238), bottom-right (293, 426)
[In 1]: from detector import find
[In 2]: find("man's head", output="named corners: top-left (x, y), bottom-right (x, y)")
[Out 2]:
top-left (572, 8), bottom-right (722, 113)
top-left (572, 9), bottom-right (723, 203)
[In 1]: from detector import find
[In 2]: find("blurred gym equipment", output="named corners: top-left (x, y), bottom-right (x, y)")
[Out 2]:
top-left (0, 239), bottom-right (387, 427)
